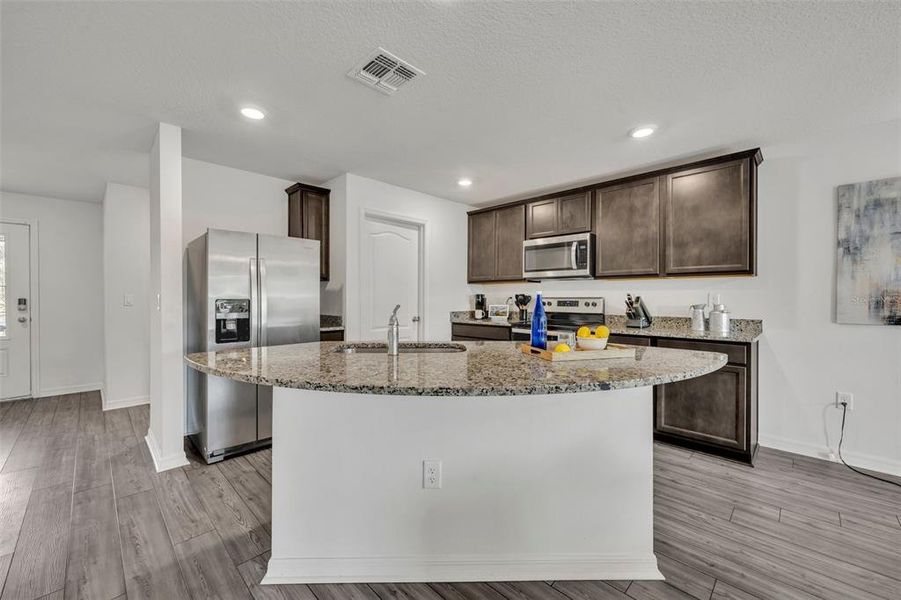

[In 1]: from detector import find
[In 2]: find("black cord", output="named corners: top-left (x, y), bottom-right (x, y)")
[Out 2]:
top-left (837, 402), bottom-right (901, 489)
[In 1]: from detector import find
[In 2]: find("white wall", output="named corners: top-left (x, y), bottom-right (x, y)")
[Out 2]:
top-left (181, 157), bottom-right (293, 247)
top-left (103, 183), bottom-right (150, 409)
top-left (471, 120), bottom-right (901, 475)
top-left (183, 158), bottom-right (347, 319)
top-left (335, 174), bottom-right (470, 341)
top-left (0, 191), bottom-right (104, 397)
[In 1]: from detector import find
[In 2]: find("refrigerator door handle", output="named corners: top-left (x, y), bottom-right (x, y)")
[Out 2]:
top-left (249, 257), bottom-right (259, 347)
top-left (259, 258), bottom-right (268, 347)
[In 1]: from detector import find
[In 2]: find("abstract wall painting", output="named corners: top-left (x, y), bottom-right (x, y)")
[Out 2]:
top-left (835, 176), bottom-right (901, 325)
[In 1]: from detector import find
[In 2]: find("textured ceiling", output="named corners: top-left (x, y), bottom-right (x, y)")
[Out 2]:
top-left (2, 1), bottom-right (899, 204)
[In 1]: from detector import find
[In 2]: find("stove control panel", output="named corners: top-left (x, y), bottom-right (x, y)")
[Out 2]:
top-left (540, 296), bottom-right (605, 315)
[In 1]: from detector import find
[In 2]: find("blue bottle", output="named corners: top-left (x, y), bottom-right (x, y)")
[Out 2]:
top-left (530, 292), bottom-right (548, 349)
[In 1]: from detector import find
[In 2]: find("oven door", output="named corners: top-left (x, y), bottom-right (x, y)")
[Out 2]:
top-left (522, 233), bottom-right (594, 279)
top-left (512, 328), bottom-right (573, 346)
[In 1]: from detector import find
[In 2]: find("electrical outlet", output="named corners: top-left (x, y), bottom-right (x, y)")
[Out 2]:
top-left (423, 460), bottom-right (442, 489)
top-left (836, 391), bottom-right (854, 411)
top-left (123, 293), bottom-right (134, 307)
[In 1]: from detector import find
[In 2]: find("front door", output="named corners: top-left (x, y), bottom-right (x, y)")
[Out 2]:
top-left (360, 214), bottom-right (421, 342)
top-left (0, 222), bottom-right (32, 400)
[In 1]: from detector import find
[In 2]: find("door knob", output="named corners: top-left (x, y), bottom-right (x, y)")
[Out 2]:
top-left (18, 316), bottom-right (28, 323)
top-left (412, 316), bottom-right (420, 322)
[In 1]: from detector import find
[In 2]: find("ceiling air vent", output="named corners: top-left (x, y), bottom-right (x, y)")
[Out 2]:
top-left (348, 48), bottom-right (424, 95)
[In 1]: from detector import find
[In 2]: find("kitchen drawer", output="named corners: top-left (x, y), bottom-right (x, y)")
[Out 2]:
top-left (451, 323), bottom-right (511, 341)
top-left (656, 338), bottom-right (747, 365)
top-left (608, 334), bottom-right (652, 347)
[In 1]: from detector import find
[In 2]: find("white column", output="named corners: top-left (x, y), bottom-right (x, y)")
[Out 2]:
top-left (146, 123), bottom-right (188, 471)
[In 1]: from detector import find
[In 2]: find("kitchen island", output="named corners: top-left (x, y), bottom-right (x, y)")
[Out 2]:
top-left (185, 341), bottom-right (726, 584)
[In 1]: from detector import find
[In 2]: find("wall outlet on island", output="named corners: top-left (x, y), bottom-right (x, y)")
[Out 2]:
top-left (835, 391), bottom-right (854, 411)
top-left (423, 460), bottom-right (442, 489)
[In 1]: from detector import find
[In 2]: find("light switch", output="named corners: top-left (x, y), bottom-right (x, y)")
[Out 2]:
top-left (123, 294), bottom-right (134, 307)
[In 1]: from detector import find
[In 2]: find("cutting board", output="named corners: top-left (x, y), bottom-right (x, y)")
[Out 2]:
top-left (520, 342), bottom-right (637, 362)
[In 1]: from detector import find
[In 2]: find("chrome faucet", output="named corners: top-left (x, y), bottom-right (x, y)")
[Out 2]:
top-left (387, 304), bottom-right (401, 356)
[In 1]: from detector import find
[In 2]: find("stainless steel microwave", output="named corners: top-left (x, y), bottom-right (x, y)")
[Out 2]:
top-left (522, 233), bottom-right (595, 279)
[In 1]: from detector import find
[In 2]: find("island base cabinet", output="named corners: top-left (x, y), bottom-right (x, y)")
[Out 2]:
top-left (654, 339), bottom-right (758, 464)
top-left (265, 386), bottom-right (663, 583)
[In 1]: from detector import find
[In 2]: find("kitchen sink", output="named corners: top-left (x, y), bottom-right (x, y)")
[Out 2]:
top-left (335, 343), bottom-right (467, 354)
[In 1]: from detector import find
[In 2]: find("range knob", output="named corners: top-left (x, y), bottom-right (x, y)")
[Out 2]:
top-left (591, 302), bottom-right (597, 307)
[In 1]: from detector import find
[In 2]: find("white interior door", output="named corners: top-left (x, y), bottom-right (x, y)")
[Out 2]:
top-left (360, 214), bottom-right (421, 342)
top-left (0, 223), bottom-right (32, 400)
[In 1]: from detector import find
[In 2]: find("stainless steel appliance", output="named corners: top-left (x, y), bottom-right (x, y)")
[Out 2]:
top-left (473, 293), bottom-right (486, 319)
top-left (522, 233), bottom-right (595, 280)
top-left (186, 229), bottom-right (320, 463)
top-left (511, 295), bottom-right (605, 342)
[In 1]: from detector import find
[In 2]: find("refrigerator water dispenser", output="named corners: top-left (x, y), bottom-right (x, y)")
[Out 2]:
top-left (215, 298), bottom-right (251, 343)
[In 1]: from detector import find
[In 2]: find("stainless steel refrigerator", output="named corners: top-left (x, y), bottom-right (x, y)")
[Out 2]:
top-left (185, 229), bottom-right (320, 463)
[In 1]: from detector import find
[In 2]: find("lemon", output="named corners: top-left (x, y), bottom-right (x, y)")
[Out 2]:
top-left (554, 343), bottom-right (572, 353)
top-left (576, 326), bottom-right (592, 338)
top-left (595, 325), bottom-right (610, 338)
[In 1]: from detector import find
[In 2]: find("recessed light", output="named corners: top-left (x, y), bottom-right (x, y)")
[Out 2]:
top-left (630, 125), bottom-right (657, 139)
top-left (457, 178), bottom-right (473, 188)
top-left (240, 107), bottom-right (266, 120)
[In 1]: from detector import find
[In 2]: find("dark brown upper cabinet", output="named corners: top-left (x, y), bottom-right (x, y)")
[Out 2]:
top-left (468, 204), bottom-right (525, 283)
top-left (525, 191), bottom-right (592, 239)
top-left (286, 182), bottom-right (330, 281)
top-left (594, 177), bottom-right (661, 277)
top-left (467, 148), bottom-right (760, 283)
top-left (663, 154), bottom-right (758, 275)
top-left (468, 211), bottom-right (497, 282)
top-left (495, 204), bottom-right (526, 280)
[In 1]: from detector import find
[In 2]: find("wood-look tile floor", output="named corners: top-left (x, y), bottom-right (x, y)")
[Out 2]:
top-left (1, 393), bottom-right (899, 600)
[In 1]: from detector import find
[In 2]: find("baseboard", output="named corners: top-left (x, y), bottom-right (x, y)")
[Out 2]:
top-left (144, 429), bottom-right (189, 473)
top-left (34, 382), bottom-right (102, 398)
top-left (103, 394), bottom-right (149, 411)
top-left (261, 555), bottom-right (663, 584)
top-left (759, 434), bottom-right (901, 478)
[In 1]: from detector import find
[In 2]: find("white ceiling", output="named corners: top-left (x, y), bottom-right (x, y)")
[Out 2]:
top-left (2, 1), bottom-right (899, 205)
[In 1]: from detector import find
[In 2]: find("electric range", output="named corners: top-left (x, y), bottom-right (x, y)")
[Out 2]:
top-left (510, 296), bottom-right (605, 342)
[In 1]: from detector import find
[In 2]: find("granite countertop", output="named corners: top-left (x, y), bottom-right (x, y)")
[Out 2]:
top-left (450, 312), bottom-right (762, 343)
top-left (184, 341), bottom-right (726, 397)
top-left (320, 314), bottom-right (344, 332)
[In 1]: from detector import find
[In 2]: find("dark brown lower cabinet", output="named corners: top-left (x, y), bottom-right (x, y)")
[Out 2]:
top-left (655, 338), bottom-right (758, 464)
top-left (608, 334), bottom-right (651, 347)
top-left (450, 323), bottom-right (511, 341)
top-left (319, 329), bottom-right (344, 342)
top-left (656, 363), bottom-right (747, 449)
top-left (607, 333), bottom-right (758, 464)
